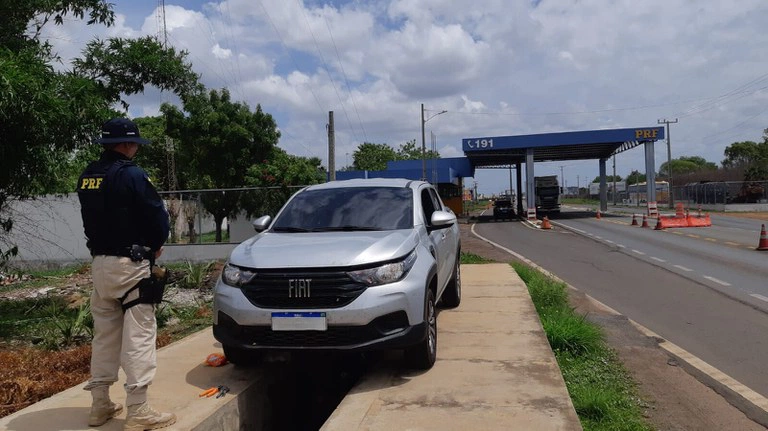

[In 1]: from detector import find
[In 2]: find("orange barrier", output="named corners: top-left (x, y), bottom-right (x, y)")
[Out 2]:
top-left (686, 213), bottom-right (711, 227)
top-left (647, 201), bottom-right (659, 217)
top-left (675, 203), bottom-right (685, 218)
top-left (641, 215), bottom-right (649, 228)
top-left (758, 224), bottom-right (768, 251)
top-left (657, 215), bottom-right (689, 228)
top-left (631, 214), bottom-right (638, 226)
top-left (541, 216), bottom-right (552, 230)
top-left (654, 213), bottom-right (712, 229)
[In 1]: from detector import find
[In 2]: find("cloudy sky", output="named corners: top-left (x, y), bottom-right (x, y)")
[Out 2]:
top-left (43, 0), bottom-right (768, 195)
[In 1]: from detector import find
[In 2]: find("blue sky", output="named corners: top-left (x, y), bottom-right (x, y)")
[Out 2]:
top-left (44, 0), bottom-right (768, 195)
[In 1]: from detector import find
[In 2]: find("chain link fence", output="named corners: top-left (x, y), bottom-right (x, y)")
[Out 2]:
top-left (672, 181), bottom-right (768, 205)
top-left (158, 186), bottom-right (304, 244)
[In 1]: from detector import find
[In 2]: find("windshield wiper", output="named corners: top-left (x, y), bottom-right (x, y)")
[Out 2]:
top-left (311, 226), bottom-right (383, 232)
top-left (271, 226), bottom-right (311, 232)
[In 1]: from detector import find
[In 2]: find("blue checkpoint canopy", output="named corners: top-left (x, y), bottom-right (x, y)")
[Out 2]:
top-left (462, 126), bottom-right (665, 168)
top-left (333, 157), bottom-right (474, 184)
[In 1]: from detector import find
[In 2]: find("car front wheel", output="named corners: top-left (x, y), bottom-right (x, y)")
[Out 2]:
top-left (404, 289), bottom-right (437, 370)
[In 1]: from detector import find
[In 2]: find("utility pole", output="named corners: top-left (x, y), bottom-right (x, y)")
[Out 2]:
top-left (658, 118), bottom-right (678, 208)
top-left (421, 104), bottom-right (426, 180)
top-left (328, 111), bottom-right (335, 181)
top-left (559, 166), bottom-right (564, 198)
top-left (612, 155), bottom-right (616, 205)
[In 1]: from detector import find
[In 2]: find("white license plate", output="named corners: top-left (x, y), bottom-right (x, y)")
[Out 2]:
top-left (271, 312), bottom-right (327, 331)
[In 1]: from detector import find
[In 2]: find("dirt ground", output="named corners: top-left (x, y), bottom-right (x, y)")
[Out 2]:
top-left (458, 221), bottom-right (767, 431)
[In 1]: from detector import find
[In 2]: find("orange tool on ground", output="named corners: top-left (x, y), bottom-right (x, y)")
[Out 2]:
top-left (199, 387), bottom-right (218, 397)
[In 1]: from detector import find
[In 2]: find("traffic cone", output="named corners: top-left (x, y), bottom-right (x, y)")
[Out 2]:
top-left (757, 224), bottom-right (768, 251)
top-left (596, 210), bottom-right (601, 220)
top-left (541, 216), bottom-right (552, 230)
top-left (641, 215), bottom-right (649, 228)
top-left (654, 216), bottom-right (664, 230)
top-left (631, 214), bottom-right (638, 226)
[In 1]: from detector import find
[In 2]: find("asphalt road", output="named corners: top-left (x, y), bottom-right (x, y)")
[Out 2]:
top-left (472, 209), bottom-right (768, 398)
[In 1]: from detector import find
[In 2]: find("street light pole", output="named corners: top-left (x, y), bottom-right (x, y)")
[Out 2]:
top-left (658, 118), bottom-right (678, 208)
top-left (421, 104), bottom-right (447, 181)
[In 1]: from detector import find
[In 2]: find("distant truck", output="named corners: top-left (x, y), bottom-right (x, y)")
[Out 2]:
top-left (534, 175), bottom-right (561, 213)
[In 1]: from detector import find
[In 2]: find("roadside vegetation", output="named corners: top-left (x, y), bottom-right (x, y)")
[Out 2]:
top-left (0, 261), bottom-right (220, 418)
top-left (460, 252), bottom-right (493, 264)
top-left (512, 262), bottom-right (652, 431)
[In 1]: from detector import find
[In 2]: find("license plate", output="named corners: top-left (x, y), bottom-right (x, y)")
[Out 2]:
top-left (271, 312), bottom-right (327, 331)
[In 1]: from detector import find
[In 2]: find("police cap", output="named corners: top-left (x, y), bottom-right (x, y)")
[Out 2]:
top-left (95, 118), bottom-right (151, 145)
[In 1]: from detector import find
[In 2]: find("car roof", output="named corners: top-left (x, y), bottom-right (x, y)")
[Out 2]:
top-left (304, 178), bottom-right (427, 191)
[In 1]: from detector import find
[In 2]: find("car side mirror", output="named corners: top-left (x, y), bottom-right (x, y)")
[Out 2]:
top-left (430, 210), bottom-right (456, 228)
top-left (252, 215), bottom-right (272, 232)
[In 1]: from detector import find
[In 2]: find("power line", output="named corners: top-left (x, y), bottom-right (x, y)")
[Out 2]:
top-left (296, 0), bottom-right (360, 144)
top-left (324, 15), bottom-right (368, 143)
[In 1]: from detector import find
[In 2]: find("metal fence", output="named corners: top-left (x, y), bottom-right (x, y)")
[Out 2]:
top-left (158, 186), bottom-right (304, 245)
top-left (672, 181), bottom-right (768, 205)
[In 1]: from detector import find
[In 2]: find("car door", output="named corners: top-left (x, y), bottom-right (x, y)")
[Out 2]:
top-left (420, 187), bottom-right (448, 292)
top-left (428, 188), bottom-right (457, 287)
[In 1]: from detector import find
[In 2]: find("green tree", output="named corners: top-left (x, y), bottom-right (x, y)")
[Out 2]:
top-left (722, 139), bottom-right (768, 180)
top-left (162, 89), bottom-right (280, 241)
top-left (353, 143), bottom-right (399, 171)
top-left (242, 147), bottom-right (325, 217)
top-left (659, 156), bottom-right (717, 178)
top-left (625, 170), bottom-right (646, 185)
top-left (591, 175), bottom-right (622, 183)
top-left (0, 0), bottom-right (199, 266)
top-left (397, 139), bottom-right (440, 160)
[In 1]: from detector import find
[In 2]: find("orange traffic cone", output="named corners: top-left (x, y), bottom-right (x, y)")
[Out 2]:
top-left (641, 215), bottom-right (649, 228)
top-left (631, 214), bottom-right (638, 226)
top-left (654, 216), bottom-right (664, 230)
top-left (596, 210), bottom-right (601, 220)
top-left (541, 216), bottom-right (552, 230)
top-left (757, 224), bottom-right (768, 251)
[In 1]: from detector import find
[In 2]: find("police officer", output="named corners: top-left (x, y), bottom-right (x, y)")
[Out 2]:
top-left (77, 118), bottom-right (175, 430)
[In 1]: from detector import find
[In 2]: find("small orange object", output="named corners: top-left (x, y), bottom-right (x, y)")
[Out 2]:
top-left (541, 216), bottom-right (552, 230)
top-left (758, 224), bottom-right (768, 251)
top-left (199, 387), bottom-right (218, 397)
top-left (596, 210), bottom-right (601, 220)
top-left (205, 353), bottom-right (228, 367)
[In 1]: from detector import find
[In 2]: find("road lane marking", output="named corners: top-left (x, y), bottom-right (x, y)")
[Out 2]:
top-left (750, 294), bottom-right (768, 302)
top-left (725, 241), bottom-right (740, 246)
top-left (632, 249), bottom-right (646, 255)
top-left (703, 275), bottom-right (731, 286)
top-left (650, 256), bottom-right (666, 262)
top-left (672, 231), bottom-right (683, 235)
top-left (616, 244), bottom-right (626, 248)
top-left (674, 265), bottom-right (693, 272)
top-left (595, 236), bottom-right (603, 239)
top-left (705, 238), bottom-right (717, 242)
top-left (604, 239), bottom-right (614, 244)
top-left (570, 227), bottom-right (586, 233)
top-left (687, 234), bottom-right (700, 238)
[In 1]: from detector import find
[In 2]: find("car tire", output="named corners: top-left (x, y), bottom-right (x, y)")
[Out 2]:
top-left (223, 344), bottom-right (260, 366)
top-left (404, 289), bottom-right (437, 370)
top-left (441, 256), bottom-right (461, 308)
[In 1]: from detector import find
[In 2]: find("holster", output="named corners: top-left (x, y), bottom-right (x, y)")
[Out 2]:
top-left (120, 263), bottom-right (168, 312)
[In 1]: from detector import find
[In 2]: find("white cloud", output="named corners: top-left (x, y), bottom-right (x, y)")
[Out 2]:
top-left (42, 0), bottom-right (768, 194)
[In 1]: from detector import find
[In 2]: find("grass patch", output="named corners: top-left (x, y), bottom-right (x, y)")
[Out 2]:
top-left (460, 252), bottom-right (494, 264)
top-left (0, 263), bottom-right (89, 293)
top-left (512, 262), bottom-right (651, 431)
top-left (199, 230), bottom-right (230, 243)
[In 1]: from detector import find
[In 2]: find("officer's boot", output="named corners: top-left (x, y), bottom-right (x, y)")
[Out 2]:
top-left (123, 402), bottom-right (176, 431)
top-left (88, 386), bottom-right (123, 426)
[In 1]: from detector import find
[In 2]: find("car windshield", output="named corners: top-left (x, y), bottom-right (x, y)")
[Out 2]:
top-left (272, 186), bottom-right (413, 232)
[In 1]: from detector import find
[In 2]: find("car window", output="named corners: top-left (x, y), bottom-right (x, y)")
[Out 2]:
top-left (428, 188), bottom-right (443, 212)
top-left (272, 186), bottom-right (413, 231)
top-left (495, 200), bottom-right (512, 207)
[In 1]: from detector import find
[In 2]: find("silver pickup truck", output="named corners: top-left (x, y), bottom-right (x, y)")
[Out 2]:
top-left (213, 178), bottom-right (461, 370)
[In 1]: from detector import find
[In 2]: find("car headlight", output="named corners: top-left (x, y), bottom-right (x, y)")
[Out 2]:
top-left (347, 250), bottom-right (417, 286)
top-left (221, 263), bottom-right (257, 287)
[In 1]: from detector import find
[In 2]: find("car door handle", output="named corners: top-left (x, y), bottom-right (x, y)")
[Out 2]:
top-left (441, 232), bottom-right (446, 240)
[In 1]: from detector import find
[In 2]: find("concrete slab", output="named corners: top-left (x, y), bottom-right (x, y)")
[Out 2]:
top-left (321, 263), bottom-right (582, 431)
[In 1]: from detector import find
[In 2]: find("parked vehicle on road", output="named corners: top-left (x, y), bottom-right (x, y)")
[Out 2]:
top-left (493, 198), bottom-right (514, 220)
top-left (213, 178), bottom-right (461, 370)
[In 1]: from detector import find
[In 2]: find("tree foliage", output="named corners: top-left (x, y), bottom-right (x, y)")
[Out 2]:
top-left (591, 175), bottom-right (622, 183)
top-left (162, 89), bottom-right (280, 241)
top-left (659, 156), bottom-right (717, 179)
top-left (0, 0), bottom-right (200, 266)
top-left (353, 140), bottom-right (440, 171)
top-left (722, 138), bottom-right (768, 180)
top-left (625, 170), bottom-right (646, 185)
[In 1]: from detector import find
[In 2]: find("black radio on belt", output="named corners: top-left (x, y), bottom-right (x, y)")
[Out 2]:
top-left (129, 244), bottom-right (150, 262)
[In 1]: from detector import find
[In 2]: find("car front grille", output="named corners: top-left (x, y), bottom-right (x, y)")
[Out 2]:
top-left (217, 311), bottom-right (410, 347)
top-left (240, 269), bottom-right (367, 309)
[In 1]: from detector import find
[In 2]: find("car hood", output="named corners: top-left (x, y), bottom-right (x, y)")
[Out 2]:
top-left (228, 229), bottom-right (420, 269)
